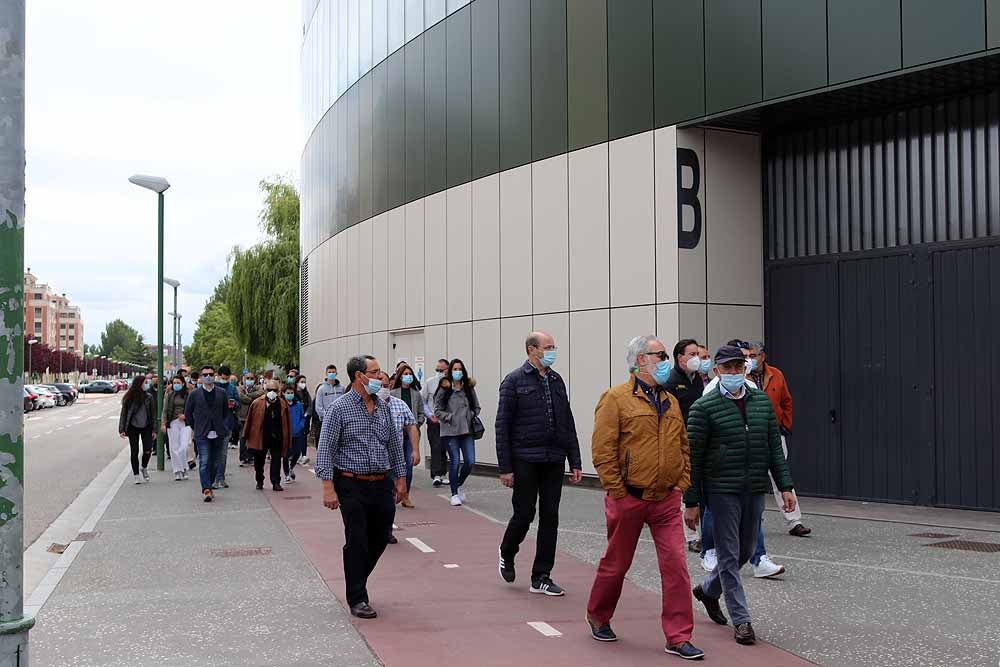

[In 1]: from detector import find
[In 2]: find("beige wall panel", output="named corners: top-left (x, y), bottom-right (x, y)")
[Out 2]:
top-left (472, 319), bottom-right (501, 465)
top-left (568, 143), bottom-right (611, 311)
top-left (371, 214), bottom-right (389, 332)
top-left (499, 166), bottom-right (533, 317)
top-left (569, 308), bottom-right (611, 475)
top-left (654, 126), bottom-right (680, 304)
top-left (387, 208), bottom-right (406, 330)
top-left (531, 155), bottom-right (570, 314)
top-left (424, 192), bottom-right (448, 326)
top-left (610, 305), bottom-right (656, 378)
top-left (609, 132), bottom-right (656, 307)
top-left (472, 175), bottom-right (501, 320)
top-left (405, 200), bottom-right (426, 328)
top-left (676, 127), bottom-right (707, 303)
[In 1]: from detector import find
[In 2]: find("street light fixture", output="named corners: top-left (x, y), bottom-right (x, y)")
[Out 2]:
top-left (130, 172), bottom-right (170, 471)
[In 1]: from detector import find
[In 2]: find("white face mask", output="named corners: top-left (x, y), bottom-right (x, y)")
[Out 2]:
top-left (297, 382), bottom-right (307, 390)
top-left (685, 355), bottom-right (701, 373)
top-left (377, 388), bottom-right (390, 401)
top-left (266, 391), bottom-right (277, 401)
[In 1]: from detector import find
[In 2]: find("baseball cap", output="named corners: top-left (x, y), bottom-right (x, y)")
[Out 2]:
top-left (714, 345), bottom-right (746, 365)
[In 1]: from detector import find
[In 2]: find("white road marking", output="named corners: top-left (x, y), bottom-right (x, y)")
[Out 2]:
top-left (405, 537), bottom-right (435, 553)
top-left (527, 622), bottom-right (562, 637)
top-left (68, 416), bottom-right (84, 420)
top-left (44, 431), bottom-right (53, 436)
top-left (105, 416), bottom-right (117, 421)
top-left (443, 563), bottom-right (460, 569)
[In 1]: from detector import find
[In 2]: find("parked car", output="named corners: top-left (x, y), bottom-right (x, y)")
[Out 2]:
top-left (26, 385), bottom-right (57, 408)
top-left (23, 387), bottom-right (34, 413)
top-left (40, 384), bottom-right (73, 407)
top-left (81, 380), bottom-right (116, 394)
top-left (52, 383), bottom-right (78, 404)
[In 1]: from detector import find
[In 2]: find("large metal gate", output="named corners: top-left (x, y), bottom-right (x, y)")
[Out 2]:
top-left (764, 91), bottom-right (1000, 511)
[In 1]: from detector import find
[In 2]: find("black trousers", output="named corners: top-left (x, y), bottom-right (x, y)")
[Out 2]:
top-left (334, 475), bottom-right (396, 607)
top-left (427, 421), bottom-right (448, 478)
top-left (499, 459), bottom-right (565, 579)
top-left (127, 426), bottom-right (153, 475)
top-left (253, 440), bottom-right (283, 486)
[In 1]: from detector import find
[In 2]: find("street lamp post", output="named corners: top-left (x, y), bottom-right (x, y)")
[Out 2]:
top-left (58, 347), bottom-right (66, 382)
top-left (0, 1), bottom-right (34, 660)
top-left (27, 338), bottom-right (37, 382)
top-left (129, 174), bottom-right (170, 471)
top-left (164, 277), bottom-right (179, 374)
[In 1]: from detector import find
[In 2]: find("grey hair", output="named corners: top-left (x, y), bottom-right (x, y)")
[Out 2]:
top-left (748, 340), bottom-right (766, 353)
top-left (346, 355), bottom-right (375, 384)
top-left (625, 335), bottom-right (662, 372)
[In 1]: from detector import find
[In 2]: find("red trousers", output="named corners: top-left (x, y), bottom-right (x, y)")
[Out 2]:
top-left (586, 488), bottom-right (694, 646)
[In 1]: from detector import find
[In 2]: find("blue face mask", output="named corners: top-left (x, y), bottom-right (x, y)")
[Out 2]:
top-left (747, 359), bottom-right (758, 373)
top-left (365, 377), bottom-right (382, 395)
top-left (143, 381), bottom-right (152, 391)
top-left (172, 383), bottom-right (183, 392)
top-left (451, 370), bottom-right (463, 382)
top-left (402, 374), bottom-right (414, 386)
top-left (540, 350), bottom-right (557, 368)
top-left (652, 360), bottom-right (672, 386)
top-left (245, 379), bottom-right (254, 388)
top-left (699, 358), bottom-right (712, 375)
top-left (327, 372), bottom-right (337, 381)
top-left (283, 393), bottom-right (295, 402)
top-left (720, 374), bottom-right (746, 394)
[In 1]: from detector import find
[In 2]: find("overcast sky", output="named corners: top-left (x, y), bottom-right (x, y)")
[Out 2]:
top-left (25, 1), bottom-right (302, 350)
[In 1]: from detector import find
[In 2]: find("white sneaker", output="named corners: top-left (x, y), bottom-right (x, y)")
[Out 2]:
top-left (458, 487), bottom-right (466, 502)
top-left (133, 474), bottom-right (142, 485)
top-left (182, 471), bottom-right (189, 480)
top-left (701, 549), bottom-right (717, 572)
top-left (432, 476), bottom-right (443, 487)
top-left (300, 457), bottom-right (310, 465)
top-left (284, 474), bottom-right (292, 484)
top-left (140, 468), bottom-right (150, 481)
top-left (174, 472), bottom-right (183, 481)
top-left (752, 554), bottom-right (786, 578)
top-left (450, 494), bottom-right (462, 506)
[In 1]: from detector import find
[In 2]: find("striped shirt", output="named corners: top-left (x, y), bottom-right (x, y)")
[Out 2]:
top-left (315, 389), bottom-right (406, 480)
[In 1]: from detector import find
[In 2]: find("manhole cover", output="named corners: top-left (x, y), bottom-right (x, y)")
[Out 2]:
top-left (925, 539), bottom-right (1000, 553)
top-left (47, 543), bottom-right (67, 554)
top-left (210, 547), bottom-right (273, 558)
top-left (75, 531), bottom-right (99, 541)
top-left (909, 532), bottom-right (958, 539)
top-left (283, 495), bottom-right (312, 500)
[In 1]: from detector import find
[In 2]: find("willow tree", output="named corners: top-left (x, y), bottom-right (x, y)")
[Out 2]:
top-left (228, 177), bottom-right (300, 369)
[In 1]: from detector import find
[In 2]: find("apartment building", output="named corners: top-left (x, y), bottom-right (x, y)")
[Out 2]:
top-left (24, 269), bottom-right (84, 356)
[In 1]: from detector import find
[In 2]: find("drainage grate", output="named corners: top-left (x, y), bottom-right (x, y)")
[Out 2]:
top-left (75, 531), bottom-right (99, 541)
top-left (211, 547), bottom-right (273, 558)
top-left (909, 532), bottom-right (958, 539)
top-left (47, 543), bottom-right (67, 554)
top-left (925, 539), bottom-right (1000, 553)
top-left (282, 495), bottom-right (312, 500)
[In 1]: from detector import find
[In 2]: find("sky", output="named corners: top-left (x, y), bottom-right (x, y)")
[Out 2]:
top-left (25, 0), bottom-right (303, 351)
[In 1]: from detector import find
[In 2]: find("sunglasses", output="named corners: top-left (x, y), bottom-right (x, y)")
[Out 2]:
top-left (641, 351), bottom-right (669, 361)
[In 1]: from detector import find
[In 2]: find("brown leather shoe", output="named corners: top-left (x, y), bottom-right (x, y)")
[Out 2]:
top-left (789, 524), bottom-right (812, 537)
top-left (693, 585), bottom-right (728, 625)
top-left (401, 494), bottom-right (414, 508)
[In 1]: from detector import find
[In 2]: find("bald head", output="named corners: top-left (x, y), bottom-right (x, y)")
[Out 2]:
top-left (525, 331), bottom-right (554, 353)
top-left (526, 331), bottom-right (558, 371)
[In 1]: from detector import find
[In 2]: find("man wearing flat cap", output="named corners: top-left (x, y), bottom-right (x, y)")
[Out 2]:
top-left (683, 344), bottom-right (796, 647)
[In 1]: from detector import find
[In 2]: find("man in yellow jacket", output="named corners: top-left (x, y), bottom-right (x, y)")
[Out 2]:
top-left (585, 335), bottom-right (703, 661)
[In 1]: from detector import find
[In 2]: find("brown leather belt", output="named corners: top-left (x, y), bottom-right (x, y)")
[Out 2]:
top-left (336, 470), bottom-right (387, 481)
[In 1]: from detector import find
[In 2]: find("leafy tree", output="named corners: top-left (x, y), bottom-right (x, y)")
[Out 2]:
top-left (227, 177), bottom-right (300, 369)
top-left (184, 287), bottom-right (265, 374)
top-left (98, 319), bottom-right (152, 366)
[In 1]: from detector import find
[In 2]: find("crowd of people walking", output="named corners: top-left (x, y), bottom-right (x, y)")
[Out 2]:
top-left (120, 328), bottom-right (809, 661)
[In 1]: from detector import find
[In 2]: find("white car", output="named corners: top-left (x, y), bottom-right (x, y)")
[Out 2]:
top-left (26, 385), bottom-right (56, 409)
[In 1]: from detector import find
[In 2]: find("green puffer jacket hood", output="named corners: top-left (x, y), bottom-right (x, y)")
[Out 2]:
top-left (682, 386), bottom-right (794, 507)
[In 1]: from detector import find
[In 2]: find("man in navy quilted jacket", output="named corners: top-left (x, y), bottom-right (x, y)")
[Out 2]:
top-left (496, 331), bottom-right (583, 597)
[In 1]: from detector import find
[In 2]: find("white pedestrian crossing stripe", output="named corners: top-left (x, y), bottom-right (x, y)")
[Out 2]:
top-left (405, 537), bottom-right (435, 553)
top-left (527, 622), bottom-right (562, 637)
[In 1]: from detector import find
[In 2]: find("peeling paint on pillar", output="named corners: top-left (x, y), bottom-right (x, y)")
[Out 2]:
top-left (0, 1), bottom-right (33, 663)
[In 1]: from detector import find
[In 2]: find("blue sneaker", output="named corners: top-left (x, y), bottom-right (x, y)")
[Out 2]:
top-left (665, 642), bottom-right (705, 660)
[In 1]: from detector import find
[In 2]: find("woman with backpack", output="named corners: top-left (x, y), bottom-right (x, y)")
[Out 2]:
top-left (434, 358), bottom-right (480, 507)
top-left (118, 375), bottom-right (156, 484)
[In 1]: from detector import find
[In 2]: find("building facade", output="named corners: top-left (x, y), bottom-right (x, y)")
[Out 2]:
top-left (24, 269), bottom-right (84, 356)
top-left (299, 0), bottom-right (1000, 511)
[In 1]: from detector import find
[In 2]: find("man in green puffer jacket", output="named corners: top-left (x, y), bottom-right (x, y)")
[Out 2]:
top-left (683, 344), bottom-right (796, 647)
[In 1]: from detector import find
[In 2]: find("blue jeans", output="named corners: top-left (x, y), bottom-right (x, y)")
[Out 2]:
top-left (402, 434), bottom-right (414, 492)
top-left (700, 503), bottom-right (714, 557)
top-left (700, 493), bottom-right (764, 626)
top-left (196, 437), bottom-right (227, 491)
top-left (751, 521), bottom-right (767, 565)
top-left (283, 434), bottom-right (308, 476)
top-left (444, 435), bottom-right (475, 495)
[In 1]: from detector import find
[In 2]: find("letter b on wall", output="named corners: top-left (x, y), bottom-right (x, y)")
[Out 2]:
top-left (677, 148), bottom-right (701, 249)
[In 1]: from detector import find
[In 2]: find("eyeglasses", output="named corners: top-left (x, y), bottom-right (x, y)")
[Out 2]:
top-left (641, 351), bottom-right (669, 361)
top-left (202, 373), bottom-right (215, 379)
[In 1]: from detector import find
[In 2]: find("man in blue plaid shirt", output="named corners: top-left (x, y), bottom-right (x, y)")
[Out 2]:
top-left (316, 354), bottom-right (406, 620)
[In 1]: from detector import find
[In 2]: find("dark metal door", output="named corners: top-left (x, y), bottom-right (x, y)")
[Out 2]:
top-left (765, 261), bottom-right (841, 497)
top-left (932, 245), bottom-right (1000, 510)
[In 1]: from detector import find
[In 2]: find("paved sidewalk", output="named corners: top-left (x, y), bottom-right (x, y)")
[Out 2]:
top-left (267, 465), bottom-right (811, 666)
top-left (29, 450), bottom-right (378, 667)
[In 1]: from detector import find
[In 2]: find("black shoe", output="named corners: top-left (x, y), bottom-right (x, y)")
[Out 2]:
top-left (687, 539), bottom-right (702, 553)
top-left (188, 461), bottom-right (196, 470)
top-left (256, 482), bottom-right (264, 490)
top-left (350, 602), bottom-right (377, 619)
top-left (692, 585), bottom-right (727, 625)
top-left (432, 476), bottom-right (443, 488)
top-left (789, 523), bottom-right (812, 537)
top-left (529, 576), bottom-right (564, 596)
top-left (203, 490), bottom-right (213, 503)
top-left (586, 615), bottom-right (617, 642)
top-left (734, 623), bottom-right (756, 645)
top-left (665, 641), bottom-right (705, 660)
top-left (387, 534), bottom-right (398, 544)
top-left (498, 546), bottom-right (515, 583)
top-left (272, 484), bottom-right (284, 492)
